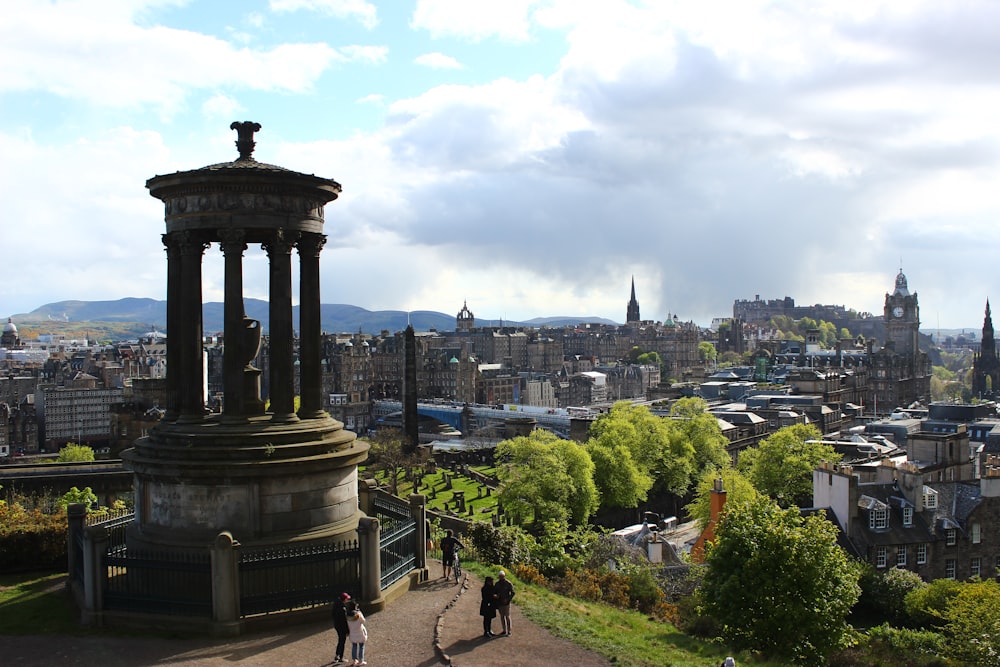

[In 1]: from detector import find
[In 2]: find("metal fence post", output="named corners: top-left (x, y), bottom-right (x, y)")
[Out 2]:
top-left (409, 493), bottom-right (428, 580)
top-left (211, 531), bottom-right (241, 636)
top-left (357, 516), bottom-right (384, 610)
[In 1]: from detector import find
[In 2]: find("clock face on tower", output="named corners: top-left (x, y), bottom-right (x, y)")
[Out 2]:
top-left (893, 306), bottom-right (904, 318)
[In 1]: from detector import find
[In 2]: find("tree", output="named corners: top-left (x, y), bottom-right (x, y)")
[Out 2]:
top-left (701, 497), bottom-right (861, 664)
top-left (943, 579), bottom-right (1000, 665)
top-left (738, 423), bottom-right (839, 508)
top-left (587, 440), bottom-right (652, 510)
top-left (669, 397), bottom-right (730, 473)
top-left (495, 430), bottom-right (598, 528)
top-left (698, 341), bottom-right (716, 364)
top-left (588, 402), bottom-right (694, 500)
top-left (365, 428), bottom-right (419, 496)
top-left (56, 443), bottom-right (95, 462)
top-left (684, 467), bottom-right (759, 529)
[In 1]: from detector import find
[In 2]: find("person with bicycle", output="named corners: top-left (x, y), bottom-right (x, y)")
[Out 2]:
top-left (440, 529), bottom-right (464, 582)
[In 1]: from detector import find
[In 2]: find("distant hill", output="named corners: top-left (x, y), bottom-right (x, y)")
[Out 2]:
top-left (8, 298), bottom-right (617, 340)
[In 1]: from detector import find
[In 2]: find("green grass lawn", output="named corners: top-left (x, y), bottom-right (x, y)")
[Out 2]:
top-left (0, 573), bottom-right (79, 634)
top-left (464, 562), bottom-right (784, 667)
top-left (369, 467), bottom-right (499, 520)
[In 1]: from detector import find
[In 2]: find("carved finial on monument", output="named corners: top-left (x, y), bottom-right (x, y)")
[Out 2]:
top-left (230, 121), bottom-right (262, 161)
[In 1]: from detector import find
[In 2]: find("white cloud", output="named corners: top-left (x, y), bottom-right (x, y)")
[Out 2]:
top-left (410, 0), bottom-right (540, 42)
top-left (269, 0), bottom-right (378, 29)
top-left (414, 52), bottom-right (464, 70)
top-left (339, 44), bottom-right (388, 64)
top-left (0, 0), bottom-right (342, 113)
top-left (202, 93), bottom-right (244, 119)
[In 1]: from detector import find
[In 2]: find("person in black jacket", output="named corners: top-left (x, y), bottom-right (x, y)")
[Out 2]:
top-left (480, 576), bottom-right (498, 637)
top-left (494, 570), bottom-right (515, 636)
top-left (331, 592), bottom-right (351, 663)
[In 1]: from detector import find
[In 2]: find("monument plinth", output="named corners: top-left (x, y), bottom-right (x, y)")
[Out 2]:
top-left (123, 122), bottom-right (369, 549)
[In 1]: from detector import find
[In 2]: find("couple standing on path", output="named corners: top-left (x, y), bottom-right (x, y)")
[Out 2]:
top-left (331, 592), bottom-right (368, 666)
top-left (479, 571), bottom-right (515, 638)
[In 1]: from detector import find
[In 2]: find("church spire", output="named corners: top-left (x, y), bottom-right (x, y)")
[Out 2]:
top-left (626, 276), bottom-right (641, 323)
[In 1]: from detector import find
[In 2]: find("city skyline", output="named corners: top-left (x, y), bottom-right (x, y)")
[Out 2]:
top-left (4, 1), bottom-right (1000, 328)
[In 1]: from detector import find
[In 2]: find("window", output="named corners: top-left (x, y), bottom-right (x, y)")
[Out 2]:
top-left (917, 544), bottom-right (927, 565)
top-left (876, 545), bottom-right (887, 568)
top-left (971, 558), bottom-right (981, 578)
top-left (971, 523), bottom-right (981, 544)
top-left (946, 559), bottom-right (957, 579)
top-left (923, 486), bottom-right (938, 510)
top-left (947, 529), bottom-right (957, 546)
top-left (903, 506), bottom-right (913, 527)
top-left (896, 547), bottom-right (907, 567)
top-left (869, 508), bottom-right (889, 530)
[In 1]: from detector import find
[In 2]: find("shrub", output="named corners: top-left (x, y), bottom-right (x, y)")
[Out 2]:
top-left (622, 565), bottom-right (664, 614)
top-left (511, 563), bottom-right (546, 586)
top-left (0, 502), bottom-right (67, 571)
top-left (465, 521), bottom-right (534, 568)
top-left (904, 578), bottom-right (964, 629)
top-left (857, 564), bottom-right (926, 627)
top-left (866, 623), bottom-right (945, 655)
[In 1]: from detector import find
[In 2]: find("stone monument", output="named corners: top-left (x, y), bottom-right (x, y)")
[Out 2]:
top-left (123, 122), bottom-right (369, 551)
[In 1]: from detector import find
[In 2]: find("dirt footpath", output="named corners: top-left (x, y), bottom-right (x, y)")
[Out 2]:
top-left (0, 563), bottom-right (611, 667)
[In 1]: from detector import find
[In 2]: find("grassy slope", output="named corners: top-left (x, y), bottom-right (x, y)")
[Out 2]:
top-left (465, 563), bottom-right (784, 667)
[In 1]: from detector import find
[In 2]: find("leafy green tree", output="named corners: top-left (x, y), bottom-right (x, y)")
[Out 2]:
top-left (943, 579), bottom-right (1000, 665)
top-left (701, 497), bottom-right (861, 664)
top-left (684, 467), bottom-right (759, 529)
top-left (856, 563), bottom-right (926, 627)
top-left (738, 423), bottom-right (839, 508)
top-left (496, 430), bottom-right (598, 527)
top-left (587, 440), bottom-right (652, 510)
top-left (670, 397), bottom-right (731, 473)
top-left (905, 578), bottom-right (965, 628)
top-left (588, 402), bottom-right (694, 500)
top-left (56, 443), bottom-right (95, 462)
top-left (698, 341), bottom-right (716, 364)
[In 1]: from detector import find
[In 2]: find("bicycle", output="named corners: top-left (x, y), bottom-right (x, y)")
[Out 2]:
top-left (453, 547), bottom-right (462, 583)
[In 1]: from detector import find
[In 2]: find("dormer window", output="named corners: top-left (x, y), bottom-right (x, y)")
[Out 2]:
top-left (870, 507), bottom-right (889, 530)
top-left (903, 506), bottom-right (913, 527)
top-left (923, 486), bottom-right (939, 510)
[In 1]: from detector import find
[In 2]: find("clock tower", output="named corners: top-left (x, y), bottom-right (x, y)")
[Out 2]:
top-left (884, 268), bottom-right (919, 356)
top-left (869, 268), bottom-right (931, 413)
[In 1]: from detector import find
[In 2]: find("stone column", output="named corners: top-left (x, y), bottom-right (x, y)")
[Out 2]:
top-left (176, 231), bottom-right (209, 423)
top-left (210, 531), bottom-right (241, 636)
top-left (219, 229), bottom-right (247, 423)
top-left (409, 494), bottom-right (428, 578)
top-left (297, 233), bottom-right (326, 419)
top-left (66, 503), bottom-right (86, 599)
top-left (263, 229), bottom-right (298, 423)
top-left (357, 516), bottom-right (384, 610)
top-left (82, 524), bottom-right (109, 626)
top-left (162, 234), bottom-right (181, 421)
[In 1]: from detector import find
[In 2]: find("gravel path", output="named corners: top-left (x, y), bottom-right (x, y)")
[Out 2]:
top-left (0, 563), bottom-right (611, 667)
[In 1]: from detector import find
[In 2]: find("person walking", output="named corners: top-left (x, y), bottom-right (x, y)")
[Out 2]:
top-left (440, 529), bottom-right (464, 581)
top-left (480, 576), bottom-right (498, 638)
top-left (345, 600), bottom-right (368, 666)
top-left (494, 569), bottom-right (515, 637)
top-left (331, 592), bottom-right (351, 663)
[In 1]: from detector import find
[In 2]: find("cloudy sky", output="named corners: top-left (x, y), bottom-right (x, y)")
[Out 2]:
top-left (2, 0), bottom-right (998, 330)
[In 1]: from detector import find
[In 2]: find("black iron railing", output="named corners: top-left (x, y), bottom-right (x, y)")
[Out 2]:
top-left (239, 539), bottom-right (360, 616)
top-left (104, 548), bottom-right (213, 617)
top-left (373, 493), bottom-right (416, 588)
